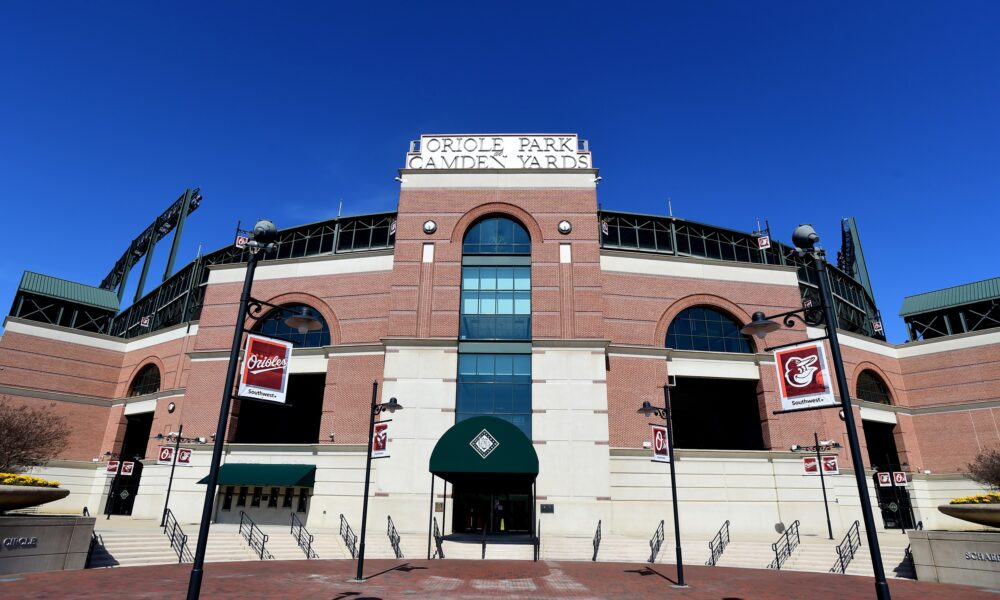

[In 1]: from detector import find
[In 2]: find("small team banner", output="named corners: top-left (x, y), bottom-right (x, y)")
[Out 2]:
top-left (651, 425), bottom-right (670, 463)
top-left (371, 422), bottom-right (390, 459)
top-left (893, 471), bottom-right (907, 486)
top-left (120, 461), bottom-right (135, 476)
top-left (105, 460), bottom-right (120, 475)
top-left (803, 455), bottom-right (839, 475)
top-left (757, 235), bottom-right (771, 250)
top-left (238, 334), bottom-right (293, 404)
top-left (774, 341), bottom-right (837, 412)
top-left (157, 446), bottom-right (194, 467)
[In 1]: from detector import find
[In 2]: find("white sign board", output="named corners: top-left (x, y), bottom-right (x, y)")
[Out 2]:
top-left (773, 341), bottom-right (837, 412)
top-left (803, 455), bottom-right (839, 475)
top-left (238, 334), bottom-right (293, 404)
top-left (651, 425), bottom-right (670, 463)
top-left (405, 134), bottom-right (592, 170)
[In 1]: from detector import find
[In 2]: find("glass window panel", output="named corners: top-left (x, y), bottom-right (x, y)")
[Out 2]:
top-left (497, 268), bottom-right (514, 290)
top-left (459, 354), bottom-right (477, 376)
top-left (462, 292), bottom-right (479, 314)
top-left (463, 268), bottom-right (479, 290)
top-left (514, 268), bottom-right (531, 290)
top-left (514, 292), bottom-right (531, 315)
top-left (480, 268), bottom-right (497, 290)
top-left (494, 355), bottom-right (513, 376)
top-left (477, 354), bottom-right (495, 375)
top-left (511, 388), bottom-right (531, 413)
top-left (513, 355), bottom-right (531, 376)
top-left (494, 383), bottom-right (514, 413)
top-left (497, 292), bottom-right (514, 315)
top-left (475, 384), bottom-right (494, 413)
top-left (479, 293), bottom-right (496, 314)
top-left (666, 306), bottom-right (754, 354)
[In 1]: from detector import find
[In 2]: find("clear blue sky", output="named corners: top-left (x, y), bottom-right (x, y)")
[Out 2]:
top-left (2, 2), bottom-right (998, 343)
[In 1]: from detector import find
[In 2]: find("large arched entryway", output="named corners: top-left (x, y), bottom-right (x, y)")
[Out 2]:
top-left (429, 415), bottom-right (539, 538)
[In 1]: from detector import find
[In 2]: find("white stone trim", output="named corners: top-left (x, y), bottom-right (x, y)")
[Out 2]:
top-left (600, 254), bottom-right (799, 286)
top-left (399, 170), bottom-right (597, 189)
top-left (668, 357), bottom-right (760, 380)
top-left (896, 328), bottom-right (1000, 358)
top-left (123, 398), bottom-right (157, 415)
top-left (288, 354), bottom-right (328, 374)
top-left (207, 254), bottom-right (393, 284)
top-left (3, 319), bottom-right (197, 353)
top-left (860, 405), bottom-right (898, 424)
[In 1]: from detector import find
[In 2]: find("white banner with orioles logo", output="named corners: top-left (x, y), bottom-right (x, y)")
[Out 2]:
top-left (773, 341), bottom-right (837, 412)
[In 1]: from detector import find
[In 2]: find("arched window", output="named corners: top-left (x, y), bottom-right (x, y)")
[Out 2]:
top-left (457, 215), bottom-right (532, 436)
top-left (856, 370), bottom-right (893, 405)
top-left (252, 303), bottom-right (330, 348)
top-left (666, 306), bottom-right (754, 353)
top-left (462, 216), bottom-right (531, 255)
top-left (128, 364), bottom-right (161, 397)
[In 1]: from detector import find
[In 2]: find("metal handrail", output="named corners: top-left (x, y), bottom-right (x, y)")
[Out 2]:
top-left (648, 520), bottom-right (665, 563)
top-left (432, 517), bottom-right (445, 559)
top-left (238, 510), bottom-right (271, 560)
top-left (387, 515), bottom-right (403, 559)
top-left (534, 519), bottom-right (541, 562)
top-left (768, 520), bottom-right (801, 570)
top-left (706, 520), bottom-right (731, 567)
top-left (291, 513), bottom-right (317, 559)
top-left (163, 508), bottom-right (192, 563)
top-left (339, 513), bottom-right (358, 559)
top-left (830, 520), bottom-right (862, 574)
top-left (592, 520), bottom-right (602, 562)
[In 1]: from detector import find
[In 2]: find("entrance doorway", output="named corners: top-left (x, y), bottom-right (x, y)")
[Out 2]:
top-left (452, 484), bottom-right (532, 535)
top-left (863, 420), bottom-right (915, 529)
top-left (106, 412), bottom-right (153, 516)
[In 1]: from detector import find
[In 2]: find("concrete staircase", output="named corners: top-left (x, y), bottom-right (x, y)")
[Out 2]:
top-left (90, 523), bottom-right (256, 567)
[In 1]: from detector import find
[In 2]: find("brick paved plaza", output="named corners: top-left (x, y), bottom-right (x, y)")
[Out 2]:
top-left (0, 559), bottom-right (995, 599)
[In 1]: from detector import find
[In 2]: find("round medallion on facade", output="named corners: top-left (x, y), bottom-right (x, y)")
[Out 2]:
top-left (167, 402), bottom-right (176, 413)
top-left (557, 220), bottom-right (572, 234)
top-left (423, 220), bottom-right (437, 234)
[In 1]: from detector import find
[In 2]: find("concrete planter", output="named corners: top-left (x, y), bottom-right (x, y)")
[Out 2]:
top-left (0, 484), bottom-right (70, 513)
top-left (938, 503), bottom-right (1000, 528)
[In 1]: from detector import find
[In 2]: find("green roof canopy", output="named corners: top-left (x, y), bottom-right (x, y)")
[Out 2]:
top-left (18, 271), bottom-right (120, 311)
top-left (429, 416), bottom-right (538, 487)
top-left (900, 276), bottom-right (1000, 317)
top-left (197, 464), bottom-right (315, 487)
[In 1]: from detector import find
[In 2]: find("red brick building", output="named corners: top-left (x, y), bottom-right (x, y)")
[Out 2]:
top-left (2, 134), bottom-right (997, 541)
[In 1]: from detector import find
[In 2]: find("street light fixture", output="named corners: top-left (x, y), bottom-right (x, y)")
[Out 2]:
top-left (636, 381), bottom-right (686, 588)
top-left (186, 219), bottom-right (322, 600)
top-left (739, 224), bottom-right (891, 600)
top-left (354, 383), bottom-right (403, 582)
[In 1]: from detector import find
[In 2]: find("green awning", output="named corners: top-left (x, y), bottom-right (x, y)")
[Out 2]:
top-left (197, 464), bottom-right (316, 487)
top-left (430, 416), bottom-right (538, 486)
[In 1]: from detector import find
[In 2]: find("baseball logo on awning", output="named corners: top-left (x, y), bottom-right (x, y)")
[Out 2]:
top-left (372, 422), bottom-right (390, 459)
top-left (773, 341), bottom-right (837, 412)
top-left (238, 333), bottom-right (293, 404)
top-left (651, 425), bottom-right (670, 463)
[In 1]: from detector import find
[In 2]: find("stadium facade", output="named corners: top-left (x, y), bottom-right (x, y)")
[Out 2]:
top-left (2, 134), bottom-right (998, 545)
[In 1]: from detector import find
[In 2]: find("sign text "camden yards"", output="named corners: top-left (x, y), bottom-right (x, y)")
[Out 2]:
top-left (406, 134), bottom-right (592, 170)
top-left (238, 334), bottom-right (293, 404)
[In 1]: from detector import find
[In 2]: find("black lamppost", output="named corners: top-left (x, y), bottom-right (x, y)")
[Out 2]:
top-left (155, 426), bottom-right (203, 527)
top-left (354, 383), bottom-right (402, 582)
top-left (740, 224), bottom-right (890, 600)
top-left (790, 434), bottom-right (842, 540)
top-left (186, 220), bottom-right (323, 600)
top-left (637, 380), bottom-right (686, 588)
